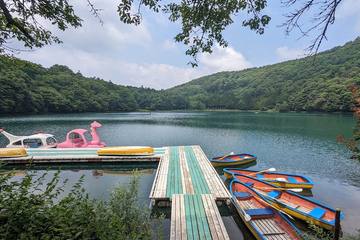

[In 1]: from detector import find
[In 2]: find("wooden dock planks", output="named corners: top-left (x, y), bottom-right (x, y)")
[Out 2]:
top-left (150, 145), bottom-right (231, 201)
top-left (193, 146), bottom-right (231, 200)
top-left (1, 147), bottom-right (166, 165)
top-left (151, 146), bottom-right (232, 239)
top-left (171, 194), bottom-right (229, 240)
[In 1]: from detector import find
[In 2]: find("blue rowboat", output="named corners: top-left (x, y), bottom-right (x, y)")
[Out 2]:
top-left (224, 168), bottom-right (314, 189)
top-left (211, 153), bottom-right (256, 167)
top-left (229, 179), bottom-right (302, 240)
top-left (233, 174), bottom-right (344, 231)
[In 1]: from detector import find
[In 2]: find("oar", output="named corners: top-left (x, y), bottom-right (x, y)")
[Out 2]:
top-left (248, 167), bottom-right (277, 176)
top-left (218, 151), bottom-right (234, 160)
top-left (254, 186), bottom-right (303, 193)
top-left (262, 177), bottom-right (288, 182)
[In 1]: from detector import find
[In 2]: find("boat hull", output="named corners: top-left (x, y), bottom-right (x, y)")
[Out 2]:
top-left (211, 153), bottom-right (257, 167)
top-left (233, 174), bottom-right (342, 231)
top-left (263, 199), bottom-right (334, 231)
top-left (230, 180), bottom-right (302, 240)
top-left (224, 168), bottom-right (314, 189)
top-left (211, 158), bottom-right (256, 167)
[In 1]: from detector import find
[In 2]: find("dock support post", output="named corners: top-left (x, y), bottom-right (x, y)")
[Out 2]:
top-left (334, 208), bottom-right (341, 240)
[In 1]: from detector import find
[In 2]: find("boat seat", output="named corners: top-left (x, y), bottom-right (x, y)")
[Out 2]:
top-left (328, 219), bottom-right (335, 225)
top-left (268, 190), bottom-right (281, 199)
top-left (245, 208), bottom-right (274, 219)
top-left (244, 182), bottom-right (254, 187)
top-left (256, 174), bottom-right (264, 180)
top-left (287, 177), bottom-right (298, 183)
top-left (309, 207), bottom-right (326, 219)
top-left (233, 191), bottom-right (252, 200)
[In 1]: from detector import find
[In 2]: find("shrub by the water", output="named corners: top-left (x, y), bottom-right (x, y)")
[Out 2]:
top-left (0, 168), bottom-right (157, 239)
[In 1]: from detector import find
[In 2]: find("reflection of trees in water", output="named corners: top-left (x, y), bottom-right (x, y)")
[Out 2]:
top-left (338, 85), bottom-right (360, 160)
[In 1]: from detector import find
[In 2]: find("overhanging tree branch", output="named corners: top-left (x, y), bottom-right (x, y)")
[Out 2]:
top-left (0, 0), bottom-right (34, 42)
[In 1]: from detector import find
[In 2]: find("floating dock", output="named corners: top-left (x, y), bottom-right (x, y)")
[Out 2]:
top-left (0, 148), bottom-right (165, 164)
top-left (150, 145), bottom-right (231, 239)
top-left (1, 145), bottom-right (232, 239)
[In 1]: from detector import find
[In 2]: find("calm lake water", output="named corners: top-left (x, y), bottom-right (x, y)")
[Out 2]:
top-left (1, 111), bottom-right (359, 236)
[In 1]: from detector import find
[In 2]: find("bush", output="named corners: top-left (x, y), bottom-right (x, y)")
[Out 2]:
top-left (0, 168), bottom-right (158, 240)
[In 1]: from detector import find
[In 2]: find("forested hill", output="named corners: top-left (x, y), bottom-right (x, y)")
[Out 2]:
top-left (1, 38), bottom-right (360, 114)
top-left (0, 57), bottom-right (140, 113)
top-left (160, 38), bottom-right (360, 112)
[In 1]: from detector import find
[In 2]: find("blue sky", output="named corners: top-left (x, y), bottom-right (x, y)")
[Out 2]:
top-left (15, 0), bottom-right (360, 89)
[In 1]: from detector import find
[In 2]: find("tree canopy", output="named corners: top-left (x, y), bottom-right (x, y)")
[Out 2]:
top-left (1, 37), bottom-right (359, 114)
top-left (0, 0), bottom-right (343, 65)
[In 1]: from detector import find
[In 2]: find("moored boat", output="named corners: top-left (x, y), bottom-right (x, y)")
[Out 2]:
top-left (224, 168), bottom-right (314, 189)
top-left (211, 153), bottom-right (256, 167)
top-left (57, 121), bottom-right (106, 148)
top-left (233, 174), bottom-right (343, 231)
top-left (0, 128), bottom-right (57, 149)
top-left (229, 179), bottom-right (302, 240)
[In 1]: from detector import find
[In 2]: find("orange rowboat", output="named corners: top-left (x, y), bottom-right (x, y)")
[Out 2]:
top-left (229, 179), bottom-right (302, 240)
top-left (224, 168), bottom-right (314, 189)
top-left (233, 174), bottom-right (344, 231)
top-left (211, 153), bottom-right (256, 167)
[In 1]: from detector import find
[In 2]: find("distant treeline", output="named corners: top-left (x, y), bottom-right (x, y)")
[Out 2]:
top-left (1, 38), bottom-right (360, 114)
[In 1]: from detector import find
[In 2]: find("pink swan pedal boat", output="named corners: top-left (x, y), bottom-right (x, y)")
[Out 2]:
top-left (57, 121), bottom-right (106, 148)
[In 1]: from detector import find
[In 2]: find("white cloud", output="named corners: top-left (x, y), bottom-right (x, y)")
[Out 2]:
top-left (20, 46), bottom-right (201, 89)
top-left (338, 0), bottom-right (360, 18)
top-left (199, 46), bottom-right (252, 72)
top-left (338, 0), bottom-right (360, 32)
top-left (162, 39), bottom-right (177, 50)
top-left (11, 0), bottom-right (253, 90)
top-left (276, 46), bottom-right (305, 61)
top-left (19, 45), bottom-right (251, 89)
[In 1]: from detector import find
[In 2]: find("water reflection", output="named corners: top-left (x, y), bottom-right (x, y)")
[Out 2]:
top-left (1, 111), bottom-right (359, 233)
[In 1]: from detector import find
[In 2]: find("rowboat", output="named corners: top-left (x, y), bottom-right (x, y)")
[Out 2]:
top-left (229, 179), bottom-right (302, 240)
top-left (211, 153), bottom-right (256, 167)
top-left (233, 174), bottom-right (343, 230)
top-left (224, 168), bottom-right (314, 189)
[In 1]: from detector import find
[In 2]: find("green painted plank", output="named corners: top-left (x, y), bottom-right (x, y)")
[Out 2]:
top-left (166, 147), bottom-right (183, 198)
top-left (184, 147), bottom-right (210, 194)
top-left (191, 195), bottom-right (206, 240)
top-left (195, 195), bottom-right (212, 240)
top-left (188, 195), bottom-right (199, 240)
top-left (166, 148), bottom-right (173, 197)
top-left (187, 148), bottom-right (205, 194)
top-left (185, 195), bottom-right (195, 240)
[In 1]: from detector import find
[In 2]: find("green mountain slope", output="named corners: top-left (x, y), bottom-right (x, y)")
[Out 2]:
top-left (1, 38), bottom-right (359, 114)
top-left (162, 38), bottom-right (360, 112)
top-left (0, 58), bottom-right (138, 113)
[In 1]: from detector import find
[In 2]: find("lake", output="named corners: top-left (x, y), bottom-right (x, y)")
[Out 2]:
top-left (1, 111), bottom-right (359, 236)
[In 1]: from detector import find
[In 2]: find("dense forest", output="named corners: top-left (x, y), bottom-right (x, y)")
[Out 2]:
top-left (1, 38), bottom-right (360, 114)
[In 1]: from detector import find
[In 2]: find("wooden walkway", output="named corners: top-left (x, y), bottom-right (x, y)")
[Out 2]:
top-left (171, 194), bottom-right (229, 240)
top-left (150, 145), bottom-right (230, 201)
top-left (0, 148), bottom-right (165, 164)
top-left (150, 145), bottom-right (231, 239)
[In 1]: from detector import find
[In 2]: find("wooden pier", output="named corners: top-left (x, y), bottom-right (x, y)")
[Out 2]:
top-left (150, 146), bottom-right (230, 202)
top-left (150, 145), bottom-right (231, 239)
top-left (0, 148), bottom-right (165, 165)
top-left (1, 145), bottom-right (233, 239)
